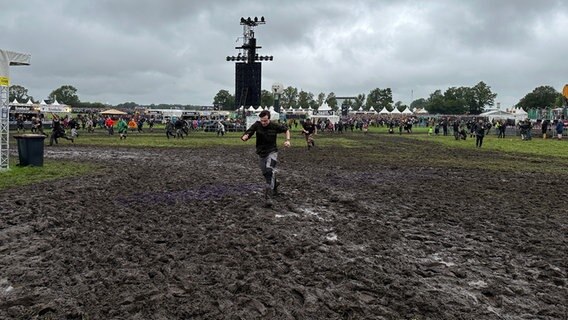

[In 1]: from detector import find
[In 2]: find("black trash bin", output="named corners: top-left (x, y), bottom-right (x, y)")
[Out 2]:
top-left (14, 134), bottom-right (46, 166)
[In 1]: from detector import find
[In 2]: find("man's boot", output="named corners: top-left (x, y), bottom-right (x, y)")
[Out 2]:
top-left (264, 186), bottom-right (273, 207)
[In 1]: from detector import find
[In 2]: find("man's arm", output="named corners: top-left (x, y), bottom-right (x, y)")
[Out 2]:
top-left (241, 123), bottom-right (256, 141)
top-left (283, 128), bottom-right (291, 147)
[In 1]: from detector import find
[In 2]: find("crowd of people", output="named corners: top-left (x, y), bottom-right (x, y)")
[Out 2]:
top-left (12, 112), bottom-right (568, 147)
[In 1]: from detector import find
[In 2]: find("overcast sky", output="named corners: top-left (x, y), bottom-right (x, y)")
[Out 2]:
top-left (3, 0), bottom-right (568, 108)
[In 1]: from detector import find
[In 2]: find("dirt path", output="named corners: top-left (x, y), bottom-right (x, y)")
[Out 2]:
top-left (1, 136), bottom-right (566, 319)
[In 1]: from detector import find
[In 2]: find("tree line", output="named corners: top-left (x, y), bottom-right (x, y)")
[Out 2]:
top-left (214, 82), bottom-right (567, 115)
top-left (8, 82), bottom-right (567, 115)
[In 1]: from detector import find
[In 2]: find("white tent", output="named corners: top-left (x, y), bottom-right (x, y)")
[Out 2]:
top-left (378, 107), bottom-right (390, 115)
top-left (100, 109), bottom-right (127, 115)
top-left (255, 106), bottom-right (263, 112)
top-left (247, 106), bottom-right (255, 112)
top-left (311, 101), bottom-right (339, 124)
top-left (369, 106), bottom-right (376, 114)
top-left (268, 106), bottom-right (279, 119)
top-left (318, 101), bottom-right (332, 112)
top-left (415, 108), bottom-right (429, 115)
top-left (480, 109), bottom-right (514, 123)
top-left (508, 108), bottom-right (529, 123)
top-left (390, 108), bottom-right (402, 115)
top-left (401, 107), bottom-right (413, 115)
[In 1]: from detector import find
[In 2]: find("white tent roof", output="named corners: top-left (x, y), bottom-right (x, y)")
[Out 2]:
top-left (318, 101), bottom-right (331, 111)
top-left (480, 110), bottom-right (512, 116)
top-left (26, 98), bottom-right (33, 105)
top-left (510, 108), bottom-right (528, 115)
top-left (357, 107), bottom-right (364, 112)
top-left (480, 109), bottom-right (515, 122)
top-left (255, 106), bottom-right (263, 112)
top-left (390, 108), bottom-right (401, 114)
top-left (378, 107), bottom-right (389, 114)
top-left (247, 106), bottom-right (255, 111)
top-left (100, 109), bottom-right (127, 115)
top-left (402, 107), bottom-right (413, 114)
top-left (11, 98), bottom-right (19, 104)
top-left (415, 108), bottom-right (429, 114)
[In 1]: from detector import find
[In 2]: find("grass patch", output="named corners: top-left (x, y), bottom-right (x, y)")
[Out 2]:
top-left (0, 157), bottom-right (95, 190)
top-left (5, 127), bottom-right (568, 190)
top-left (406, 133), bottom-right (568, 158)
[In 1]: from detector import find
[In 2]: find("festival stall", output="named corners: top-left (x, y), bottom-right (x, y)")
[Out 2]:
top-left (310, 101), bottom-right (339, 124)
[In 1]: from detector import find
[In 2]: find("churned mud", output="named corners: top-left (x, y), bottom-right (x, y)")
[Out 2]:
top-left (0, 135), bottom-right (566, 319)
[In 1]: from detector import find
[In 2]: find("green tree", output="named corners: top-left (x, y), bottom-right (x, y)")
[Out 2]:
top-left (281, 86), bottom-right (298, 108)
top-left (354, 93), bottom-right (366, 109)
top-left (463, 81), bottom-right (497, 114)
top-left (516, 85), bottom-right (561, 111)
top-left (394, 101), bottom-right (409, 112)
top-left (9, 85), bottom-right (31, 103)
top-left (326, 92), bottom-right (337, 110)
top-left (366, 88), bottom-right (381, 110)
top-left (443, 87), bottom-right (468, 114)
top-left (316, 92), bottom-right (326, 107)
top-left (260, 90), bottom-right (274, 107)
top-left (49, 85), bottom-right (80, 106)
top-left (297, 90), bottom-right (314, 109)
top-left (373, 88), bottom-right (393, 111)
top-left (213, 90), bottom-right (235, 110)
top-left (116, 102), bottom-right (138, 109)
top-left (75, 101), bottom-right (107, 109)
top-left (425, 90), bottom-right (445, 114)
top-left (410, 98), bottom-right (427, 110)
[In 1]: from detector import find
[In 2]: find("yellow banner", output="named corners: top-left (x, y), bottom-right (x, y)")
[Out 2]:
top-left (0, 77), bottom-right (9, 86)
top-left (563, 84), bottom-right (568, 99)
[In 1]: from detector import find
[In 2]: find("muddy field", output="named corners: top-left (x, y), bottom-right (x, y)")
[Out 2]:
top-left (0, 135), bottom-right (566, 319)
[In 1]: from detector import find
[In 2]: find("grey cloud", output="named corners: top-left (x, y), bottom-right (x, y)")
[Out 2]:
top-left (3, 0), bottom-right (568, 107)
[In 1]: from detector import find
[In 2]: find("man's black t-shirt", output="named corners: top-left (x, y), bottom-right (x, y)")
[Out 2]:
top-left (303, 122), bottom-right (316, 135)
top-left (244, 121), bottom-right (288, 157)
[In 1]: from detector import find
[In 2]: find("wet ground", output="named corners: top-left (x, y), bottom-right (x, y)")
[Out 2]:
top-left (0, 135), bottom-right (566, 319)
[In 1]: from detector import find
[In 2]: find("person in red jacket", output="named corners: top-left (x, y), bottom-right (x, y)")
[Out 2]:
top-left (104, 116), bottom-right (114, 135)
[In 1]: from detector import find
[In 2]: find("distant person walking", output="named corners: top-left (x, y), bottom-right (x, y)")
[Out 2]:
top-left (541, 119), bottom-right (550, 139)
top-left (165, 120), bottom-right (175, 139)
top-left (241, 110), bottom-right (290, 204)
top-left (475, 119), bottom-right (485, 148)
top-left (556, 119), bottom-right (564, 140)
top-left (302, 118), bottom-right (317, 149)
top-left (118, 117), bottom-right (128, 140)
top-left (105, 116), bottom-right (114, 135)
top-left (216, 120), bottom-right (225, 136)
top-left (49, 114), bottom-right (74, 146)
